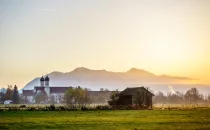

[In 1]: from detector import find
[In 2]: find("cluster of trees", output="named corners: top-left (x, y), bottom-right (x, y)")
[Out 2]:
top-left (154, 87), bottom-right (210, 104)
top-left (64, 86), bottom-right (91, 108)
top-left (0, 85), bottom-right (20, 104)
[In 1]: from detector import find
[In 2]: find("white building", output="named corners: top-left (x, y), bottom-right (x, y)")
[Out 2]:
top-left (23, 76), bottom-right (71, 103)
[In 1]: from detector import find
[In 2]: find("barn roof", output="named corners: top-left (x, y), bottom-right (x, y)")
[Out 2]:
top-left (120, 87), bottom-right (154, 96)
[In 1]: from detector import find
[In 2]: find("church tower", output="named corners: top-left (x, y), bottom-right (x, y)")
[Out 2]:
top-left (44, 75), bottom-right (50, 96)
top-left (40, 76), bottom-right (45, 87)
top-left (45, 75), bottom-right (49, 87)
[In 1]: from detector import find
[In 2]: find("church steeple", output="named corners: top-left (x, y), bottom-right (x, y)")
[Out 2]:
top-left (40, 76), bottom-right (45, 87)
top-left (45, 75), bottom-right (50, 87)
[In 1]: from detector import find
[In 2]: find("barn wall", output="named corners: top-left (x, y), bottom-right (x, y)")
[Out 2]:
top-left (118, 95), bottom-right (132, 105)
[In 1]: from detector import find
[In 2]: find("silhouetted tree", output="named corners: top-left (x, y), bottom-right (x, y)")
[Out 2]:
top-left (12, 85), bottom-right (20, 104)
top-left (4, 85), bottom-right (13, 100)
top-left (108, 89), bottom-right (120, 106)
top-left (184, 87), bottom-right (203, 103)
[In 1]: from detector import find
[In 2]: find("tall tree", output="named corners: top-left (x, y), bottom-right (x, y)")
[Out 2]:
top-left (12, 85), bottom-right (20, 104)
top-left (4, 85), bottom-right (13, 100)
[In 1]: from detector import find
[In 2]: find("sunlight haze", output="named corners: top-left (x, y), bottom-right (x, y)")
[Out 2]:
top-left (0, 0), bottom-right (209, 88)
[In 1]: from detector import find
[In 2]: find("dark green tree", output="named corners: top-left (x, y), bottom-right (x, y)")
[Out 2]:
top-left (12, 85), bottom-right (20, 104)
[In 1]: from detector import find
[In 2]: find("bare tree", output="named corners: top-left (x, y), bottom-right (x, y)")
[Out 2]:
top-left (184, 87), bottom-right (203, 104)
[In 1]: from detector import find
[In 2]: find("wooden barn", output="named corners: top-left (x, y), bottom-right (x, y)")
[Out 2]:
top-left (118, 87), bottom-right (154, 108)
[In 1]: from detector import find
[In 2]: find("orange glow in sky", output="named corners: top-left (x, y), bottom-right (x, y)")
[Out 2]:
top-left (0, 0), bottom-right (209, 88)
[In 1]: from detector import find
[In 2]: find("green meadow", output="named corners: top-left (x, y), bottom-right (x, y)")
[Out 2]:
top-left (1, 109), bottom-right (210, 129)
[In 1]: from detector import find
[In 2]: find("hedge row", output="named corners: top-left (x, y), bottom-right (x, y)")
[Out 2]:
top-left (0, 105), bottom-right (151, 111)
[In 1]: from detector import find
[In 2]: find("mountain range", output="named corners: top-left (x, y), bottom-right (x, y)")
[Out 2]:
top-left (21, 67), bottom-right (210, 94)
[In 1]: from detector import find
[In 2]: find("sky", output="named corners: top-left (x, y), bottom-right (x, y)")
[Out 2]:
top-left (0, 0), bottom-right (210, 88)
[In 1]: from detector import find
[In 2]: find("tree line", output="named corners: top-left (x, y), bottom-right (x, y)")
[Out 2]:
top-left (1, 85), bottom-right (210, 105)
top-left (0, 85), bottom-right (20, 104)
top-left (153, 87), bottom-right (210, 104)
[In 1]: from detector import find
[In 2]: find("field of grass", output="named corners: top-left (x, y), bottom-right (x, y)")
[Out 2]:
top-left (1, 109), bottom-right (210, 129)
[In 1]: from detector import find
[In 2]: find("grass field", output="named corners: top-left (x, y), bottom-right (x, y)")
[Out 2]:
top-left (1, 109), bottom-right (210, 129)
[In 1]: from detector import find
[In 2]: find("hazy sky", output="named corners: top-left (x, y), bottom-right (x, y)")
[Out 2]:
top-left (0, 0), bottom-right (210, 88)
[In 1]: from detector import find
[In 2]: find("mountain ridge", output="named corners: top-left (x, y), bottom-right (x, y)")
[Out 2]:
top-left (50, 67), bottom-right (194, 80)
top-left (22, 67), bottom-right (196, 90)
top-left (21, 67), bottom-right (210, 94)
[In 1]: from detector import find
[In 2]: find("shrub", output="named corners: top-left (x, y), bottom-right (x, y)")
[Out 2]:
top-left (20, 105), bottom-right (26, 108)
top-left (81, 106), bottom-right (88, 111)
top-left (27, 107), bottom-right (36, 111)
top-left (96, 105), bottom-right (110, 110)
top-left (49, 104), bottom-right (56, 111)
top-left (58, 106), bottom-right (66, 111)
